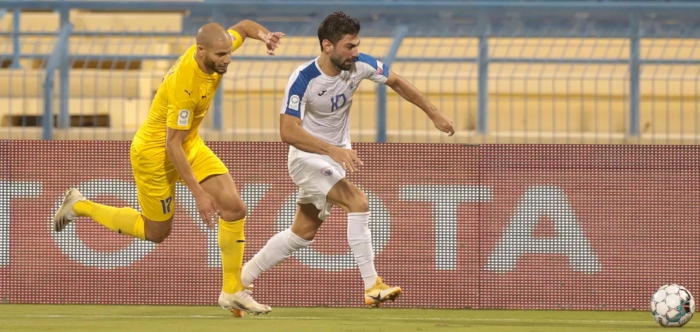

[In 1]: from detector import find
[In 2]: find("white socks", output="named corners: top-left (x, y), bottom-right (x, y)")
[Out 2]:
top-left (347, 212), bottom-right (378, 290)
top-left (241, 228), bottom-right (312, 287)
top-left (242, 212), bottom-right (378, 291)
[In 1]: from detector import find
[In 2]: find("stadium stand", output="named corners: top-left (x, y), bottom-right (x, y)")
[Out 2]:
top-left (0, 1), bottom-right (698, 143)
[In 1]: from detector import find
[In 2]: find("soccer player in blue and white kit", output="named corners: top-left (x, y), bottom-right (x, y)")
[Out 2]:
top-left (241, 11), bottom-right (455, 307)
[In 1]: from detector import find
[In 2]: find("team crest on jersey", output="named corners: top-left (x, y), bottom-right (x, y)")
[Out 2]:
top-left (320, 167), bottom-right (334, 176)
top-left (347, 80), bottom-right (355, 89)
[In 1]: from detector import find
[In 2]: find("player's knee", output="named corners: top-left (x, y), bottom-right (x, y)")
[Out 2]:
top-left (149, 227), bottom-right (172, 244)
top-left (356, 196), bottom-right (370, 213)
top-left (144, 217), bottom-right (173, 243)
top-left (219, 199), bottom-right (247, 222)
top-left (348, 192), bottom-right (370, 213)
top-left (290, 204), bottom-right (324, 240)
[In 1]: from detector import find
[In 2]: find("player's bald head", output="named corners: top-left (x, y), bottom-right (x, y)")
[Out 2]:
top-left (196, 22), bottom-right (230, 48)
top-left (195, 22), bottom-right (233, 75)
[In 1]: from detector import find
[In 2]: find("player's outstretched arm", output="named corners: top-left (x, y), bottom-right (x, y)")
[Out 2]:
top-left (280, 114), bottom-right (363, 172)
top-left (228, 19), bottom-right (284, 55)
top-left (384, 70), bottom-right (455, 136)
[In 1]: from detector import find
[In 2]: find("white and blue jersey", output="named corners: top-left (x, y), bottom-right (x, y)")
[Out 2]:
top-left (280, 53), bottom-right (389, 160)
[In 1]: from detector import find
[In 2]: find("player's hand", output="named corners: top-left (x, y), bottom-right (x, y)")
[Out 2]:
top-left (194, 191), bottom-right (220, 228)
top-left (329, 147), bottom-right (364, 173)
top-left (430, 111), bottom-right (455, 136)
top-left (261, 31), bottom-right (285, 55)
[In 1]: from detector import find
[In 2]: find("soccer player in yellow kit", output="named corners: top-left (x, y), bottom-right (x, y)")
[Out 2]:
top-left (52, 21), bottom-right (284, 315)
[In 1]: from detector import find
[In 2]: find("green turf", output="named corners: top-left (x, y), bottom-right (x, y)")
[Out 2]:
top-left (0, 305), bottom-right (697, 331)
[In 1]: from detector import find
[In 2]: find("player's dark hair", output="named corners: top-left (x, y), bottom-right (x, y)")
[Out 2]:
top-left (317, 11), bottom-right (361, 51)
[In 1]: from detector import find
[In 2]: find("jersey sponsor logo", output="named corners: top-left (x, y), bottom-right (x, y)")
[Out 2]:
top-left (178, 109), bottom-right (190, 126)
top-left (289, 95), bottom-right (300, 111)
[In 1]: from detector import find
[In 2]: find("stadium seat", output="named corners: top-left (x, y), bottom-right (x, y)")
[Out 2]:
top-left (0, 10), bottom-right (698, 143)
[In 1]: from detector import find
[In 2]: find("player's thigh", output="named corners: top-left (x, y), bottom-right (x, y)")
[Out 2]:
top-left (290, 203), bottom-right (324, 240)
top-left (130, 149), bottom-right (176, 234)
top-left (289, 155), bottom-right (346, 220)
top-left (191, 144), bottom-right (246, 220)
top-left (326, 179), bottom-right (369, 213)
top-left (291, 153), bottom-right (367, 211)
top-left (200, 173), bottom-right (247, 221)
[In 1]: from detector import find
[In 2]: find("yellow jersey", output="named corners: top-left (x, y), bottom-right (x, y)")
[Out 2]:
top-left (132, 29), bottom-right (244, 161)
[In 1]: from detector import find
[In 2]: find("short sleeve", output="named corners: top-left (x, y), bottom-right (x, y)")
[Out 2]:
top-left (166, 86), bottom-right (197, 131)
top-left (280, 63), bottom-right (321, 118)
top-left (356, 53), bottom-right (389, 84)
top-left (280, 72), bottom-right (306, 118)
top-left (227, 29), bottom-right (244, 53)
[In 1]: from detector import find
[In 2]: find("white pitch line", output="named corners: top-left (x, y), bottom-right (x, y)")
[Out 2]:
top-left (0, 314), bottom-right (683, 325)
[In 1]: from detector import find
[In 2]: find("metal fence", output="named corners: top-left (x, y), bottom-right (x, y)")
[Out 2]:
top-left (0, 1), bottom-right (700, 144)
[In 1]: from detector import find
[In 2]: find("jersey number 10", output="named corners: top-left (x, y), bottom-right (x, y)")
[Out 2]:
top-left (330, 94), bottom-right (347, 112)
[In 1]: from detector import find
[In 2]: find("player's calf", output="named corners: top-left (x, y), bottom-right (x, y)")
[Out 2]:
top-left (199, 174), bottom-right (252, 307)
top-left (54, 189), bottom-right (149, 242)
top-left (241, 204), bottom-right (319, 287)
top-left (241, 228), bottom-right (312, 287)
top-left (327, 180), bottom-right (395, 306)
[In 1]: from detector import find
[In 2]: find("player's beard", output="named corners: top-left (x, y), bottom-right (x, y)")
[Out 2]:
top-left (330, 53), bottom-right (353, 71)
top-left (205, 57), bottom-right (227, 75)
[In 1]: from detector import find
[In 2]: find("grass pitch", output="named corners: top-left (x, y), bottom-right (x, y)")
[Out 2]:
top-left (1, 304), bottom-right (697, 331)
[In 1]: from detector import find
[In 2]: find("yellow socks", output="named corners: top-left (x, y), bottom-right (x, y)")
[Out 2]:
top-left (72, 199), bottom-right (246, 294)
top-left (218, 218), bottom-right (246, 294)
top-left (73, 200), bottom-right (146, 240)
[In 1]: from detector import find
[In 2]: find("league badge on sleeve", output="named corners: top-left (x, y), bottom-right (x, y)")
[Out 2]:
top-left (178, 109), bottom-right (190, 126)
top-left (289, 95), bottom-right (300, 111)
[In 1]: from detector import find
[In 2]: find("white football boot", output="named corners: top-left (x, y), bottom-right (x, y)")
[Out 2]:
top-left (53, 188), bottom-right (85, 232)
top-left (218, 289), bottom-right (272, 316)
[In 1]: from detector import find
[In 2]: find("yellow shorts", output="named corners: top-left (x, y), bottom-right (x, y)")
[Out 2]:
top-left (129, 143), bottom-right (229, 221)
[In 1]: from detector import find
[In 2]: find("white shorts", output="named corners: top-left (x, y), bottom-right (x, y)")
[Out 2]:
top-left (288, 154), bottom-right (346, 221)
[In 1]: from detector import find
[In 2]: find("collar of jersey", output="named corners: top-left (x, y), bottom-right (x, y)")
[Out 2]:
top-left (315, 57), bottom-right (342, 80)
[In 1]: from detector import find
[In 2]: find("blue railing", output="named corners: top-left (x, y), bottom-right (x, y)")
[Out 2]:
top-left (42, 22), bottom-right (73, 139)
top-left (0, 1), bottom-right (699, 143)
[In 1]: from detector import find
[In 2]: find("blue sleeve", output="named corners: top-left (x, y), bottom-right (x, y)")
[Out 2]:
top-left (356, 53), bottom-right (389, 79)
top-left (282, 75), bottom-right (310, 118)
top-left (282, 64), bottom-right (322, 118)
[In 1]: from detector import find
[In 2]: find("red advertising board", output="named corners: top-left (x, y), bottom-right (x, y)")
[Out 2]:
top-left (1, 141), bottom-right (698, 310)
